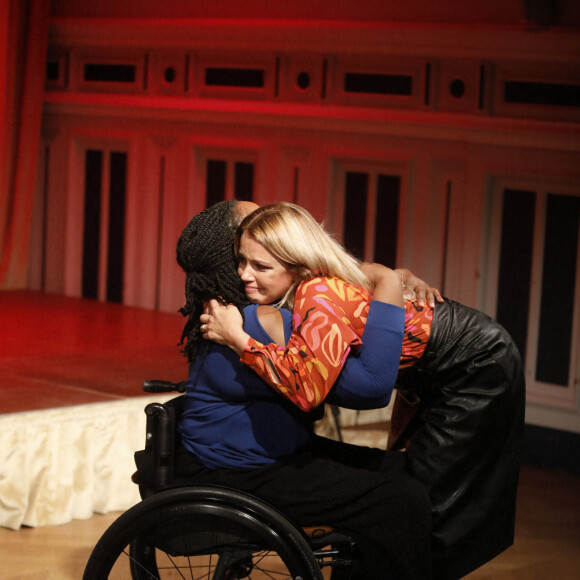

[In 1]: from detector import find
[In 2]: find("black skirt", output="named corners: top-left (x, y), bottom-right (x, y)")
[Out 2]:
top-left (393, 298), bottom-right (526, 580)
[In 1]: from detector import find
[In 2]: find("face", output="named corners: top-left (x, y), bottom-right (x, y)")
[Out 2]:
top-left (237, 232), bottom-right (295, 304)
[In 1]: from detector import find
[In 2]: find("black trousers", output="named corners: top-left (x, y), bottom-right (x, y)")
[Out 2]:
top-left (396, 299), bottom-right (526, 580)
top-left (174, 435), bottom-right (432, 580)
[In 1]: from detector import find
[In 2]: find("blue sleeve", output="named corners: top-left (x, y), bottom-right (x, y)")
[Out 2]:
top-left (326, 300), bottom-right (404, 410)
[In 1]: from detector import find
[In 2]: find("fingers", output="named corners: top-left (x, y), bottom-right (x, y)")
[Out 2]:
top-left (199, 300), bottom-right (231, 339)
top-left (424, 288), bottom-right (434, 308)
top-left (394, 268), bottom-right (444, 309)
top-left (421, 287), bottom-right (443, 308)
top-left (414, 286), bottom-right (427, 308)
top-left (406, 282), bottom-right (439, 309)
top-left (200, 319), bottom-right (210, 338)
top-left (199, 312), bottom-right (213, 337)
top-left (203, 298), bottom-right (218, 315)
top-left (432, 288), bottom-right (444, 303)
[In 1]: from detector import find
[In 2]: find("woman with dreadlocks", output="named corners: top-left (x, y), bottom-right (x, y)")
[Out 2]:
top-left (176, 200), bottom-right (252, 363)
top-left (174, 200), bottom-right (434, 579)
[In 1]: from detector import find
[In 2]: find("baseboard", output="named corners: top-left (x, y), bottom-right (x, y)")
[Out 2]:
top-left (523, 424), bottom-right (580, 475)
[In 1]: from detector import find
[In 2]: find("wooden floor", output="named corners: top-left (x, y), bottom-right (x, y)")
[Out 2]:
top-left (1, 464), bottom-right (578, 579)
top-left (0, 290), bottom-right (185, 415)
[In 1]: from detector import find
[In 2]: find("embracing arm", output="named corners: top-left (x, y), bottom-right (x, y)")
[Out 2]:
top-left (202, 267), bottom-right (434, 412)
top-left (243, 269), bottom-right (404, 412)
top-left (327, 300), bottom-right (404, 409)
top-left (204, 269), bottom-right (403, 412)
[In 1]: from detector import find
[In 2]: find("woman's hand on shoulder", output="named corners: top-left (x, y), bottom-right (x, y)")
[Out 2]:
top-left (200, 299), bottom-right (249, 356)
top-left (394, 268), bottom-right (443, 308)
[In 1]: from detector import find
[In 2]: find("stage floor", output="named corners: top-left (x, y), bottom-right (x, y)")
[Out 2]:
top-left (0, 290), bottom-right (186, 414)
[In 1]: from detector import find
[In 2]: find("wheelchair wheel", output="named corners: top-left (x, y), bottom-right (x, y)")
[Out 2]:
top-left (83, 485), bottom-right (324, 580)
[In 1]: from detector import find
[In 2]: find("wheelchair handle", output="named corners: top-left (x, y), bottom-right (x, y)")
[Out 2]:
top-left (142, 379), bottom-right (186, 393)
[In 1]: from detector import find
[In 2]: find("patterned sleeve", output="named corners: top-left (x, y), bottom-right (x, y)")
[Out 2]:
top-left (240, 277), bottom-right (367, 412)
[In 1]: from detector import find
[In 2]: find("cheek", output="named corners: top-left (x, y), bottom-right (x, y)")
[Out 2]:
top-left (278, 272), bottom-right (295, 292)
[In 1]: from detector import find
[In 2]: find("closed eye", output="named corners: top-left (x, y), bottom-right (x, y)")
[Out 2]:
top-left (253, 262), bottom-right (272, 271)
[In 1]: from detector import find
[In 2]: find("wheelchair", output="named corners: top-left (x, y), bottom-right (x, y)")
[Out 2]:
top-left (83, 380), bottom-right (356, 579)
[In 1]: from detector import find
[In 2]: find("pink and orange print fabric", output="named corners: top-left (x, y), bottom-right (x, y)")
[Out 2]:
top-left (241, 276), bottom-right (432, 411)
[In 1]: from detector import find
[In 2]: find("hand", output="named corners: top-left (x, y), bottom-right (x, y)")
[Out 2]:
top-left (200, 299), bottom-right (249, 356)
top-left (394, 268), bottom-right (443, 308)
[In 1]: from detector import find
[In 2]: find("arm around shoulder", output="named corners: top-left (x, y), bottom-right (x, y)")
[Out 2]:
top-left (359, 263), bottom-right (404, 307)
top-left (329, 300), bottom-right (404, 410)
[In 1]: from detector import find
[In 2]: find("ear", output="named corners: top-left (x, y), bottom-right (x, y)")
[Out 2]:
top-left (287, 266), bottom-right (302, 282)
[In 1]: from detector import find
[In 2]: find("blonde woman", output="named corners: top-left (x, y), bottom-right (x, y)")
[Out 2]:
top-left (204, 202), bottom-right (410, 411)
top-left (203, 202), bottom-right (525, 580)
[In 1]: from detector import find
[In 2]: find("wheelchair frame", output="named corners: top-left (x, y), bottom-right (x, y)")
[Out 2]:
top-left (83, 382), bottom-right (356, 579)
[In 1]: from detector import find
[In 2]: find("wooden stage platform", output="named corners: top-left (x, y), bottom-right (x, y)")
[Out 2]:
top-left (1, 290), bottom-right (186, 413)
top-left (0, 291), bottom-right (187, 529)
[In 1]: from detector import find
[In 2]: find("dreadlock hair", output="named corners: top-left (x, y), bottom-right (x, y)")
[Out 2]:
top-left (177, 200), bottom-right (249, 362)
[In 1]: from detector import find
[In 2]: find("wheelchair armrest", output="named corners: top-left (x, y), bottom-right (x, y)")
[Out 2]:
top-left (133, 395), bottom-right (185, 495)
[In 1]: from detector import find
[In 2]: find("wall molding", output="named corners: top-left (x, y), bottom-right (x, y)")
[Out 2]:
top-left (49, 18), bottom-right (580, 63)
top-left (44, 92), bottom-right (580, 153)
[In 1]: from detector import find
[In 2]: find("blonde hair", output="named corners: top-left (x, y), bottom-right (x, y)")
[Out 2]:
top-left (235, 202), bottom-right (371, 308)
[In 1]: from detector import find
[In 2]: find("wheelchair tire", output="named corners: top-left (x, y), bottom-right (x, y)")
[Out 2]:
top-left (83, 485), bottom-right (324, 580)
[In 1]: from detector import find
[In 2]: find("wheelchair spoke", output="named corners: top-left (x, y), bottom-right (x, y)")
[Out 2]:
top-left (83, 487), bottom-right (328, 580)
top-left (98, 544), bottom-right (306, 579)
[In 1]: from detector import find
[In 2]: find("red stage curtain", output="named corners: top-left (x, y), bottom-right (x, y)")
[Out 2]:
top-left (0, 0), bottom-right (49, 289)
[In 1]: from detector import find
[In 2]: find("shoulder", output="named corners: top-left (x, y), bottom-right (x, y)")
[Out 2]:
top-left (242, 303), bottom-right (259, 326)
top-left (256, 305), bottom-right (287, 345)
top-left (297, 276), bottom-right (369, 303)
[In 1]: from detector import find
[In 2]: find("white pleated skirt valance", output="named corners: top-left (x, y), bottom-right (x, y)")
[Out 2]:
top-left (0, 395), bottom-right (173, 530)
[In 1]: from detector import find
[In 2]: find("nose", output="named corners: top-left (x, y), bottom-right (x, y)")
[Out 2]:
top-left (238, 262), bottom-right (253, 282)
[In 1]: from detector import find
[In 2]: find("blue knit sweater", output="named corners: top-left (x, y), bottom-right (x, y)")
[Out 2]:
top-left (179, 301), bottom-right (403, 469)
